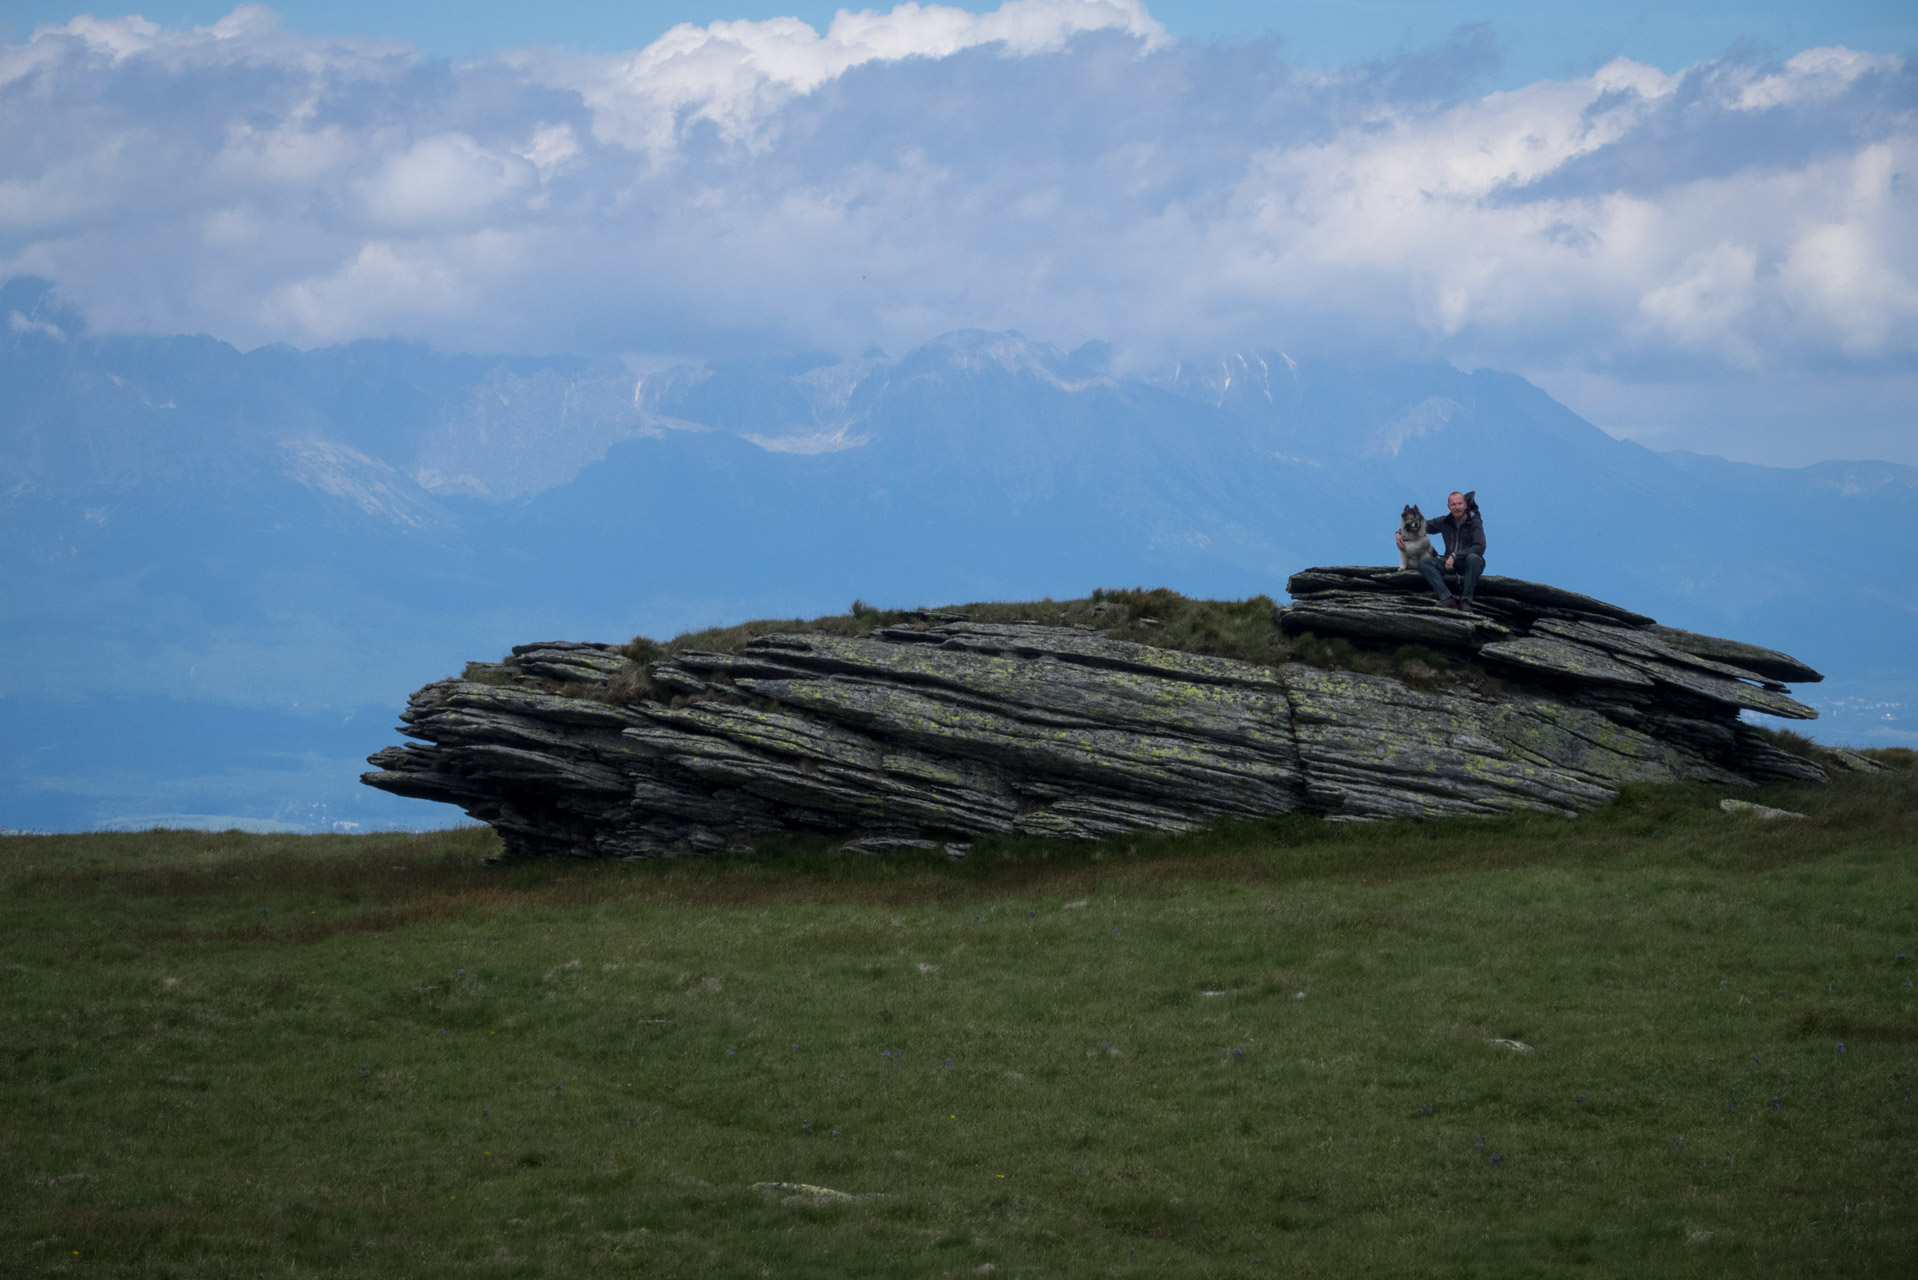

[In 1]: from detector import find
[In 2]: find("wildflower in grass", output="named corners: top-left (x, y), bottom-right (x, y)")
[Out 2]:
top-left (555, 1083), bottom-right (563, 1095)
top-left (946, 1058), bottom-right (954, 1067)
top-left (1232, 1048), bottom-right (1244, 1058)
top-left (791, 1043), bottom-right (798, 1050)
top-left (1489, 1152), bottom-right (1502, 1165)
top-left (726, 1050), bottom-right (734, 1057)
top-left (1837, 1042), bottom-right (1846, 1055)
top-left (1725, 1100), bottom-right (1734, 1111)
top-left (1771, 1097), bottom-right (1781, 1109)
top-left (1576, 1095), bottom-right (1585, 1103)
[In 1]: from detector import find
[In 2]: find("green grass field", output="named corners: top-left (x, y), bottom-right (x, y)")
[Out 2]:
top-left (4, 769), bottom-right (1916, 1278)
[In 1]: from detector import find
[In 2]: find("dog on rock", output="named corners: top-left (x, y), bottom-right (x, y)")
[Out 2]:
top-left (1397, 504), bottom-right (1434, 570)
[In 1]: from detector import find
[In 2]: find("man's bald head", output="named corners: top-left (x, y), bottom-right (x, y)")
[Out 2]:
top-left (1447, 491), bottom-right (1467, 518)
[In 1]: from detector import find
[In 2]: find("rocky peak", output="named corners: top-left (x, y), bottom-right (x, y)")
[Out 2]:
top-left (1281, 565), bottom-right (1820, 715)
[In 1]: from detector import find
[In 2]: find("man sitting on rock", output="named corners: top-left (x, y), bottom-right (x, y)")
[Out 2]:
top-left (1397, 490), bottom-right (1486, 611)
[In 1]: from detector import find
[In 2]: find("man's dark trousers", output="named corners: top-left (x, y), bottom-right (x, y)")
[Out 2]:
top-left (1418, 552), bottom-right (1484, 604)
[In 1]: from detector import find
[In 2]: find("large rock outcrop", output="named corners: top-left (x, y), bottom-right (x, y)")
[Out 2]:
top-left (364, 569), bottom-right (1833, 859)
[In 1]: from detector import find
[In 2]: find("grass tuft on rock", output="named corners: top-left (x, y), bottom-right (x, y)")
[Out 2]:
top-left (575, 588), bottom-right (1499, 706)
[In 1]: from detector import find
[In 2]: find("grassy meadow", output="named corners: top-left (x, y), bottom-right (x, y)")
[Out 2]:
top-left (3, 768), bottom-right (1916, 1278)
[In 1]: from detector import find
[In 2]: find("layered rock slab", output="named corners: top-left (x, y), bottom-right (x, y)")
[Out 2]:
top-left (365, 572), bottom-right (1831, 859)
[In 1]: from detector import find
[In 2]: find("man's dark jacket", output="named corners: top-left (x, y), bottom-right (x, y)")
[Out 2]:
top-left (1424, 491), bottom-right (1487, 558)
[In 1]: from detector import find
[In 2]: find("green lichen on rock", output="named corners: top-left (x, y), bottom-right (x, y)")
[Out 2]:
top-left (364, 570), bottom-right (1839, 860)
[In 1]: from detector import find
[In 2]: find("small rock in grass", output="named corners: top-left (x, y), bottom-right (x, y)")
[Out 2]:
top-left (754, 1180), bottom-right (860, 1205)
top-left (1719, 798), bottom-right (1808, 821)
top-left (1828, 747), bottom-right (1888, 774)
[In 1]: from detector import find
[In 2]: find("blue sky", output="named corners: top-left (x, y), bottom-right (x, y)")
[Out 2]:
top-left (2, 1), bottom-right (1915, 464)
top-left (6, 2), bottom-right (1913, 82)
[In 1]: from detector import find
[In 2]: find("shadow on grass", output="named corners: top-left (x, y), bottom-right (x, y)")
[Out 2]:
top-left (1793, 1010), bottom-right (1918, 1043)
top-left (5, 771), bottom-right (1912, 949)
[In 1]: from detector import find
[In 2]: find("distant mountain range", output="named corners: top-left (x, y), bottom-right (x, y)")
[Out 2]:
top-left (4, 276), bottom-right (1913, 832)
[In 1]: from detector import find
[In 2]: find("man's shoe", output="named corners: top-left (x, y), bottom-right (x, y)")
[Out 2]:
top-left (1460, 599), bottom-right (1475, 612)
top-left (1441, 597), bottom-right (1462, 611)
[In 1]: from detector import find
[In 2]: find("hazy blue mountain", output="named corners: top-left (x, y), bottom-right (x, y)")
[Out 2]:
top-left (3, 277), bottom-right (1912, 832)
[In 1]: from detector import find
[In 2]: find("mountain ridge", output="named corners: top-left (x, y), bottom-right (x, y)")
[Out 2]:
top-left (4, 275), bottom-right (1913, 831)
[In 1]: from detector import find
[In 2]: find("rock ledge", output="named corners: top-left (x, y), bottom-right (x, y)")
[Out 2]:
top-left (364, 569), bottom-right (1832, 859)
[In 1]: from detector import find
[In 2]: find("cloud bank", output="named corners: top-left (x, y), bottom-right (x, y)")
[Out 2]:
top-left (3, 2), bottom-right (1914, 436)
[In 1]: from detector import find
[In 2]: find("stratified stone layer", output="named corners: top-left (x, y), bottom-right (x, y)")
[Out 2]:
top-left (363, 571), bottom-right (1832, 859)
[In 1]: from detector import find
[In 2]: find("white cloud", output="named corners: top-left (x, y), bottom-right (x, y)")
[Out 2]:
top-left (0, 3), bottom-right (1913, 432)
top-left (1775, 143), bottom-right (1918, 357)
top-left (356, 133), bottom-right (534, 228)
top-left (1634, 242), bottom-right (1762, 365)
top-left (258, 233), bottom-right (524, 345)
top-left (518, 124), bottom-right (581, 180)
top-left (1733, 45), bottom-right (1901, 111)
top-left (744, 425), bottom-right (872, 453)
top-left (9, 308), bottom-right (67, 340)
top-left (555, 0), bottom-right (1168, 153)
